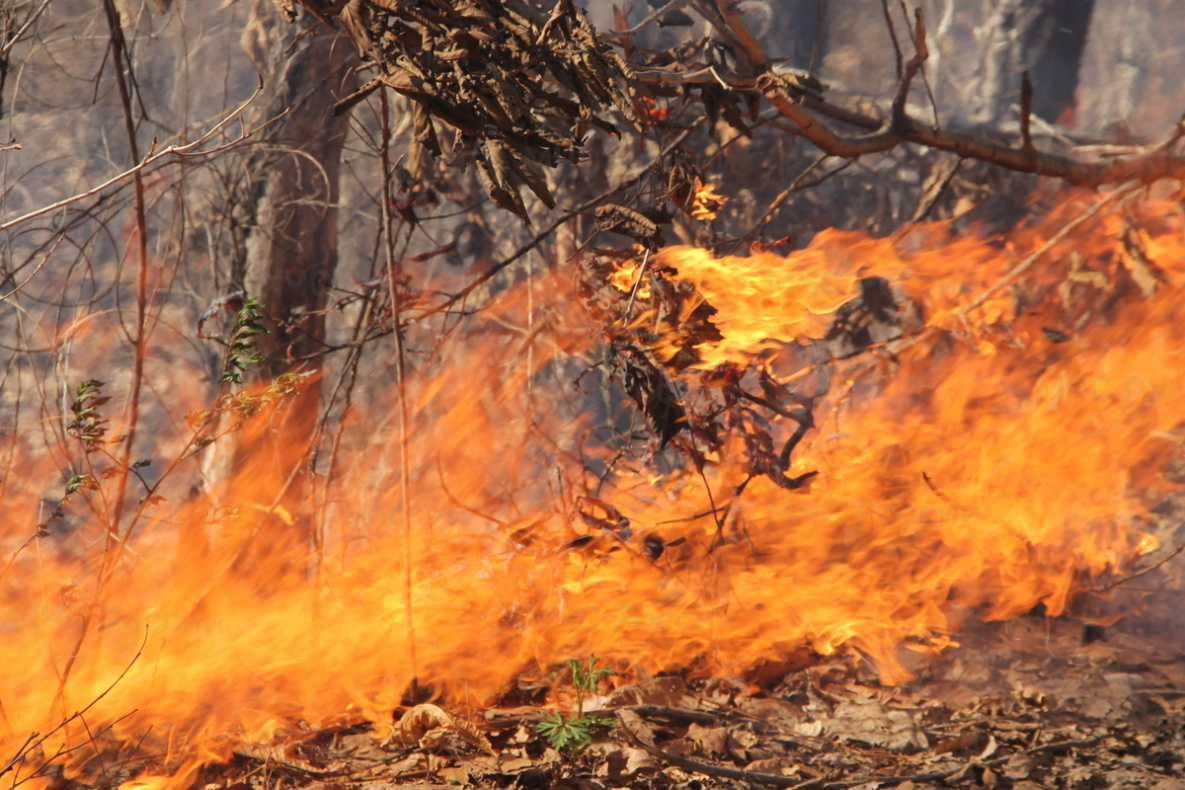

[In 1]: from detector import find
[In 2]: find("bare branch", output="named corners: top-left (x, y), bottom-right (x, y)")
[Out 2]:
top-left (695, 1), bottom-right (1185, 187)
top-left (881, 0), bottom-right (903, 80)
top-left (0, 0), bottom-right (52, 59)
top-left (1020, 70), bottom-right (1034, 152)
top-left (711, 0), bottom-right (769, 71)
top-left (0, 81), bottom-right (263, 234)
top-left (808, 0), bottom-right (822, 78)
top-left (958, 185), bottom-right (1140, 320)
top-left (889, 7), bottom-right (929, 130)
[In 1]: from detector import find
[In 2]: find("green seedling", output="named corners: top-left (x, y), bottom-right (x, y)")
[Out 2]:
top-left (221, 298), bottom-right (268, 384)
top-left (536, 654), bottom-right (616, 757)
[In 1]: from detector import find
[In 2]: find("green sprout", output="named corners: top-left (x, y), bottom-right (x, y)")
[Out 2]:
top-left (65, 379), bottom-right (110, 451)
top-left (536, 655), bottom-right (616, 756)
top-left (221, 298), bottom-right (268, 384)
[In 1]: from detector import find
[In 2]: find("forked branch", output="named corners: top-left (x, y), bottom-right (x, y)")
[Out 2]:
top-left (719, 4), bottom-right (1185, 187)
top-left (298, 0), bottom-right (1185, 191)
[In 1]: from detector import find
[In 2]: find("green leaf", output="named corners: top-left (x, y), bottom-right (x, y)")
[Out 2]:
top-left (65, 474), bottom-right (95, 494)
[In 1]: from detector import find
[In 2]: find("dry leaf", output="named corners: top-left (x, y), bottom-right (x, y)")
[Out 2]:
top-left (686, 723), bottom-right (728, 758)
top-left (594, 204), bottom-right (663, 248)
top-left (511, 155), bottom-right (555, 209)
top-left (477, 154), bottom-right (528, 220)
top-left (826, 698), bottom-right (928, 752)
top-left (387, 703), bottom-right (496, 756)
top-left (607, 676), bottom-right (694, 708)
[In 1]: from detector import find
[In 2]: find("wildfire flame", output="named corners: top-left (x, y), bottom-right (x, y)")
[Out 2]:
top-left (689, 179), bottom-right (727, 221)
top-left (2, 186), bottom-right (1183, 787)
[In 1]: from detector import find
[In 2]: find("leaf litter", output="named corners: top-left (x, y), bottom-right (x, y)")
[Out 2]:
top-left (181, 598), bottom-right (1185, 790)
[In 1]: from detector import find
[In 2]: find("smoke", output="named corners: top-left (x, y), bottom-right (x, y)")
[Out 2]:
top-left (735, 0), bottom-right (772, 38)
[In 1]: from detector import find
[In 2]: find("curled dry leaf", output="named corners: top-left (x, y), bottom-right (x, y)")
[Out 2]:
top-left (388, 703), bottom-right (496, 756)
top-left (477, 151), bottom-right (528, 219)
top-left (594, 204), bottom-right (664, 248)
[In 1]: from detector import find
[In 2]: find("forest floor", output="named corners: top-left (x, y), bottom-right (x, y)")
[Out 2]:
top-left (178, 589), bottom-right (1185, 790)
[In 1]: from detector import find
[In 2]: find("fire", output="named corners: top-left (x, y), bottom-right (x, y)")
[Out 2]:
top-left (689, 179), bottom-right (727, 221)
top-left (2, 187), bottom-right (1183, 786)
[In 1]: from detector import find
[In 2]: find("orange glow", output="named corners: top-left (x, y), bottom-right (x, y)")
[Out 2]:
top-left (2, 188), bottom-right (1183, 786)
top-left (689, 179), bottom-right (727, 221)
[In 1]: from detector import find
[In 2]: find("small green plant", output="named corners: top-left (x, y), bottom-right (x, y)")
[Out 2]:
top-left (221, 298), bottom-right (268, 384)
top-left (66, 379), bottom-right (111, 452)
top-left (536, 654), bottom-right (616, 756)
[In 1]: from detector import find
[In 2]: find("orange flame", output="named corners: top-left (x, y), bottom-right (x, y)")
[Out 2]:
top-left (689, 179), bottom-right (727, 221)
top-left (2, 187), bottom-right (1183, 786)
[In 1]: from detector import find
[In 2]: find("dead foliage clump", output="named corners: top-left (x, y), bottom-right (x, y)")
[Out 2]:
top-left (290, 0), bottom-right (642, 221)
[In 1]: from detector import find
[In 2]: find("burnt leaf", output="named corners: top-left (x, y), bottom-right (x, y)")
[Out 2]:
top-left (510, 151), bottom-right (555, 209)
top-left (595, 204), bottom-right (664, 249)
top-left (302, 0), bottom-right (636, 222)
top-left (411, 102), bottom-right (441, 157)
top-left (642, 533), bottom-right (665, 561)
top-left (618, 345), bottom-right (686, 449)
top-left (824, 276), bottom-right (902, 359)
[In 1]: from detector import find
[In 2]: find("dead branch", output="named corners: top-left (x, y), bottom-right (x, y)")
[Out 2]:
top-left (623, 0), bottom-right (696, 35)
top-left (1, 630), bottom-right (146, 786)
top-left (427, 123), bottom-right (699, 319)
top-left (295, 1), bottom-right (1185, 202)
top-left (1093, 542), bottom-right (1185, 593)
top-left (881, 0), bottom-right (904, 81)
top-left (0, 0), bottom-right (51, 60)
top-left (708, 5), bottom-right (1185, 188)
top-left (0, 80), bottom-right (263, 234)
top-left (889, 8), bottom-right (928, 131)
top-left (379, 86), bottom-right (420, 682)
top-left (623, 708), bottom-right (1105, 790)
top-left (958, 185), bottom-right (1140, 320)
top-left (1020, 70), bottom-right (1034, 152)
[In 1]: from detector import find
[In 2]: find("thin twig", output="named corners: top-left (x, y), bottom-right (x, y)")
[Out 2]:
top-left (618, 715), bottom-right (825, 789)
top-left (893, 155), bottom-right (962, 236)
top-left (738, 152), bottom-right (832, 244)
top-left (58, 0), bottom-right (154, 700)
top-left (807, 0), bottom-right (822, 79)
top-left (1093, 543), bottom-right (1185, 593)
top-left (900, 0), bottom-right (939, 127)
top-left (889, 8), bottom-right (928, 131)
top-left (428, 124), bottom-right (698, 320)
top-left (379, 87), bottom-right (419, 683)
top-left (624, 0), bottom-right (695, 35)
top-left (622, 710), bottom-right (1099, 790)
top-left (0, 0), bottom-right (52, 59)
top-left (623, 247), bottom-right (651, 320)
top-left (100, 0), bottom-right (150, 545)
top-left (881, 0), bottom-right (903, 81)
top-left (0, 81), bottom-right (263, 234)
top-left (435, 455), bottom-right (511, 528)
top-left (958, 185), bottom-right (1139, 319)
top-left (0, 235), bottom-right (65, 302)
top-left (1, 630), bottom-right (146, 785)
top-left (1020, 70), bottom-right (1034, 151)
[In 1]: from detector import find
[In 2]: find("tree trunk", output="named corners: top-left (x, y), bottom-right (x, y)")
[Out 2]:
top-left (817, 0), bottom-right (1091, 129)
top-left (1075, 0), bottom-right (1185, 141)
top-left (203, 3), bottom-right (356, 580)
